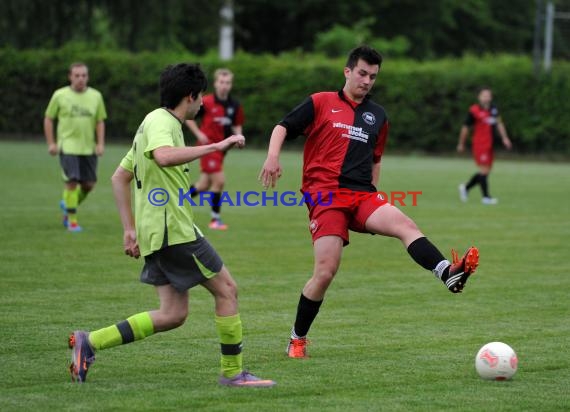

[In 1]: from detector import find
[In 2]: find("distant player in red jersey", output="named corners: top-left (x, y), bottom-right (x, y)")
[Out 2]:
top-left (186, 68), bottom-right (244, 229)
top-left (259, 46), bottom-right (480, 359)
top-left (457, 87), bottom-right (512, 205)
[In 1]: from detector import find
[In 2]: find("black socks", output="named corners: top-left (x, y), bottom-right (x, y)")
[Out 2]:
top-left (479, 174), bottom-right (490, 197)
top-left (407, 237), bottom-right (450, 281)
top-left (465, 173), bottom-right (491, 197)
top-left (466, 173), bottom-right (481, 191)
top-left (212, 192), bottom-right (222, 214)
top-left (293, 294), bottom-right (323, 338)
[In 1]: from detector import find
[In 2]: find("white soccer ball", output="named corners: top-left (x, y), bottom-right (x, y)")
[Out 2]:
top-left (475, 342), bottom-right (518, 380)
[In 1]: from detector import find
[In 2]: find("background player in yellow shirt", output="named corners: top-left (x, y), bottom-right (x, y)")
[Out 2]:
top-left (44, 62), bottom-right (107, 231)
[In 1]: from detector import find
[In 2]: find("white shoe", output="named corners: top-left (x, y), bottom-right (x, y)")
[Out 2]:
top-left (482, 197), bottom-right (498, 205)
top-left (458, 184), bottom-right (468, 202)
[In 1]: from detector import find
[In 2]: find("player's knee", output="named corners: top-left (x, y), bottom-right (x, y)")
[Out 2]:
top-left (398, 218), bottom-right (423, 245)
top-left (211, 181), bottom-right (224, 192)
top-left (314, 263), bottom-right (338, 287)
top-left (195, 182), bottom-right (208, 192)
top-left (216, 275), bottom-right (239, 302)
top-left (402, 215), bottom-right (420, 232)
top-left (81, 182), bottom-right (95, 192)
top-left (226, 278), bottom-right (238, 301)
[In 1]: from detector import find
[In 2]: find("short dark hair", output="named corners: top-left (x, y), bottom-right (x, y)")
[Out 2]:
top-left (478, 86), bottom-right (492, 94)
top-left (346, 45), bottom-right (383, 69)
top-left (160, 63), bottom-right (208, 109)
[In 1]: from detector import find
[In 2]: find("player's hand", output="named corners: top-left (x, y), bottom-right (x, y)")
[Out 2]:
top-left (123, 229), bottom-right (140, 259)
top-left (48, 143), bottom-right (58, 156)
top-left (457, 143), bottom-right (465, 153)
top-left (217, 134), bottom-right (245, 152)
top-left (96, 143), bottom-right (105, 156)
top-left (259, 155), bottom-right (282, 189)
top-left (503, 137), bottom-right (512, 150)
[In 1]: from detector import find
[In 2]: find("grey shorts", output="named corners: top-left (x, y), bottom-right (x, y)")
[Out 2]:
top-left (59, 153), bottom-right (98, 183)
top-left (140, 238), bottom-right (224, 292)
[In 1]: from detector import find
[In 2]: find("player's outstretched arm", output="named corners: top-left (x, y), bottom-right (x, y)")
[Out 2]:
top-left (219, 133), bottom-right (246, 153)
top-left (111, 166), bottom-right (140, 258)
top-left (259, 125), bottom-right (287, 189)
top-left (153, 135), bottom-right (245, 167)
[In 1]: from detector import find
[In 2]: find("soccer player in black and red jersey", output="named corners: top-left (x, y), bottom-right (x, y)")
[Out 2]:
top-left (457, 87), bottom-right (512, 205)
top-left (259, 46), bottom-right (480, 359)
top-left (186, 68), bottom-right (244, 229)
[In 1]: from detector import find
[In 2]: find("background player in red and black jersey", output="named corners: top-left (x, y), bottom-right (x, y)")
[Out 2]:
top-left (457, 87), bottom-right (512, 204)
top-left (259, 46), bottom-right (480, 359)
top-left (186, 68), bottom-right (244, 229)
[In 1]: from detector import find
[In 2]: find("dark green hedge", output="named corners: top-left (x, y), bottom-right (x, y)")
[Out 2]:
top-left (1, 48), bottom-right (569, 153)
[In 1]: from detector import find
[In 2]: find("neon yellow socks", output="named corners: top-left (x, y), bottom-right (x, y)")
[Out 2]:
top-left (88, 312), bottom-right (154, 350)
top-left (215, 314), bottom-right (243, 378)
top-left (78, 188), bottom-right (89, 205)
top-left (87, 312), bottom-right (244, 378)
top-left (63, 188), bottom-right (79, 224)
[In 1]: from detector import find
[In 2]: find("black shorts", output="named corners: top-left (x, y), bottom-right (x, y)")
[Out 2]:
top-left (59, 153), bottom-right (98, 183)
top-left (140, 238), bottom-right (224, 293)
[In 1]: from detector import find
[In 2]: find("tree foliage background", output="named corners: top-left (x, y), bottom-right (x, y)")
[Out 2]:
top-left (3, 0), bottom-right (566, 59)
top-left (1, 0), bottom-right (569, 153)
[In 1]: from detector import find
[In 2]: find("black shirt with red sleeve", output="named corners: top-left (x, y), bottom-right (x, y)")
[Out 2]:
top-left (463, 104), bottom-right (500, 153)
top-left (196, 94), bottom-right (244, 143)
top-left (279, 90), bottom-right (389, 193)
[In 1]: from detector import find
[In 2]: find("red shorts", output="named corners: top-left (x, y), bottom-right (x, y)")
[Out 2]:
top-left (305, 191), bottom-right (389, 246)
top-left (200, 151), bottom-right (224, 174)
top-left (473, 148), bottom-right (494, 166)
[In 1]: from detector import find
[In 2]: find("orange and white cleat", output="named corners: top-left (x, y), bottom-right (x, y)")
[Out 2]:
top-left (446, 247), bottom-right (479, 293)
top-left (286, 337), bottom-right (309, 359)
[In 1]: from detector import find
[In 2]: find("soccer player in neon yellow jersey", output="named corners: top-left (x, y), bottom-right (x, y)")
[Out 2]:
top-left (44, 62), bottom-right (107, 232)
top-left (68, 63), bottom-right (275, 387)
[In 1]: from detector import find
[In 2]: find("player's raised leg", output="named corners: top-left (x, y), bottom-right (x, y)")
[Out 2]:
top-left (364, 204), bottom-right (479, 293)
top-left (288, 235), bottom-right (344, 358)
top-left (202, 266), bottom-right (275, 387)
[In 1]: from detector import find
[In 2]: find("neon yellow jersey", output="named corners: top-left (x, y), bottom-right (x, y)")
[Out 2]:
top-left (45, 86), bottom-right (107, 155)
top-left (120, 108), bottom-right (201, 257)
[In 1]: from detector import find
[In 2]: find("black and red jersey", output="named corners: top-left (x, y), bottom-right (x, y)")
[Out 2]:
top-left (196, 94), bottom-right (244, 143)
top-left (464, 104), bottom-right (500, 153)
top-left (280, 90), bottom-right (389, 193)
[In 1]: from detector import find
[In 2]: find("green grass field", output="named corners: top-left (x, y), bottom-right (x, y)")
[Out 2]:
top-left (1, 141), bottom-right (569, 412)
